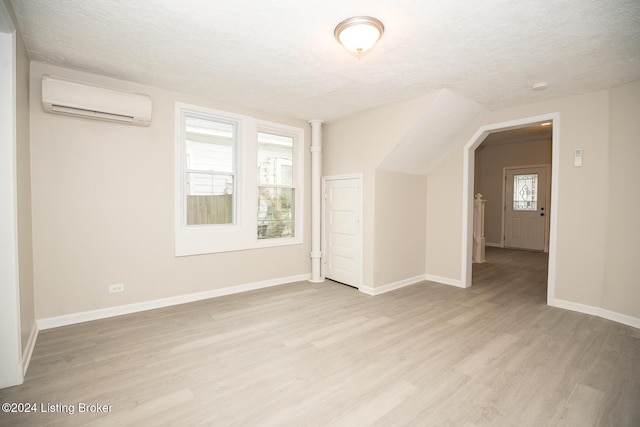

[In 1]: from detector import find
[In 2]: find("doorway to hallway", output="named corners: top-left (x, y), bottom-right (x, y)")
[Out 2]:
top-left (462, 113), bottom-right (559, 306)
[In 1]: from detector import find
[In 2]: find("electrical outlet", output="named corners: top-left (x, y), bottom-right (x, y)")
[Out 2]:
top-left (108, 283), bottom-right (124, 294)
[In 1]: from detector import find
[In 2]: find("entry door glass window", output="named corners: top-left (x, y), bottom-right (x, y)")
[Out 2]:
top-left (513, 173), bottom-right (538, 211)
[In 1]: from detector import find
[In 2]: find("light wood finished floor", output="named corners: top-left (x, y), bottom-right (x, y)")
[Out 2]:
top-left (1, 248), bottom-right (639, 426)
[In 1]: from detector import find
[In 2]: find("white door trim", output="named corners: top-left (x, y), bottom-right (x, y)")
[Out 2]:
top-left (0, 2), bottom-right (24, 388)
top-left (501, 164), bottom-right (551, 252)
top-left (322, 173), bottom-right (363, 288)
top-left (462, 113), bottom-right (560, 307)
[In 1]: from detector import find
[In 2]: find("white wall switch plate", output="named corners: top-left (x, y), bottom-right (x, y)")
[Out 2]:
top-left (574, 148), bottom-right (583, 167)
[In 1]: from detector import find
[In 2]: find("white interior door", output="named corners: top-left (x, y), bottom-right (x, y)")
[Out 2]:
top-left (323, 177), bottom-right (362, 288)
top-left (504, 166), bottom-right (548, 251)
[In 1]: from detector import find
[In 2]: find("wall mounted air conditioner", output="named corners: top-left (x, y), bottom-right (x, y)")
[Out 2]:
top-left (42, 75), bottom-right (152, 126)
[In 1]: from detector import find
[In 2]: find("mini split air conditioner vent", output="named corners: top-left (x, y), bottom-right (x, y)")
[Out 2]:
top-left (41, 75), bottom-right (152, 126)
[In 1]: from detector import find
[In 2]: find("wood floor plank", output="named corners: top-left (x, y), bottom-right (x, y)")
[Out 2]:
top-left (557, 384), bottom-right (607, 427)
top-left (1, 247), bottom-right (638, 426)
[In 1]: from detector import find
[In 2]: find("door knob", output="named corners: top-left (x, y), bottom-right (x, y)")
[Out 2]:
top-left (540, 213), bottom-right (545, 217)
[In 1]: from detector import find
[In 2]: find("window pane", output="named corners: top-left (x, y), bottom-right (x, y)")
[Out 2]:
top-left (186, 173), bottom-right (233, 196)
top-left (184, 114), bottom-right (236, 225)
top-left (257, 187), bottom-right (294, 239)
top-left (258, 132), bottom-right (293, 186)
top-left (513, 173), bottom-right (538, 211)
top-left (186, 116), bottom-right (234, 173)
top-left (186, 175), bottom-right (233, 225)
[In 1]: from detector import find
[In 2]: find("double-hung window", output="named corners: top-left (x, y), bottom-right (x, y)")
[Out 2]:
top-left (184, 114), bottom-right (237, 225)
top-left (257, 131), bottom-right (295, 239)
top-left (175, 103), bottom-right (304, 256)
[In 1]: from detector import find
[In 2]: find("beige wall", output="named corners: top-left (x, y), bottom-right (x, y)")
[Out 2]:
top-left (29, 62), bottom-right (311, 319)
top-left (425, 144), bottom-right (465, 282)
top-left (603, 80), bottom-right (640, 319)
top-left (25, 60), bottom-right (640, 323)
top-left (374, 171), bottom-right (427, 286)
top-left (474, 139), bottom-right (552, 245)
top-left (426, 88), bottom-right (637, 317)
top-left (323, 92), bottom-right (437, 287)
top-left (329, 81), bottom-right (639, 322)
top-left (486, 91), bottom-right (609, 307)
top-left (323, 92), bottom-right (439, 176)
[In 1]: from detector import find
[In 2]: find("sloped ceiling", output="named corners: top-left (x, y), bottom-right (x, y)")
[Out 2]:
top-left (378, 89), bottom-right (487, 175)
top-left (9, 0), bottom-right (640, 121)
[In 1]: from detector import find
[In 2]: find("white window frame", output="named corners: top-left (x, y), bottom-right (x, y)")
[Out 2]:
top-left (175, 103), bottom-right (304, 256)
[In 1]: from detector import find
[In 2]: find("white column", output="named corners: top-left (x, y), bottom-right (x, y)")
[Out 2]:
top-left (473, 193), bottom-right (486, 264)
top-left (309, 119), bottom-right (324, 283)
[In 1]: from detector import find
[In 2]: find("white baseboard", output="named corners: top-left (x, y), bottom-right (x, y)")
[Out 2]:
top-left (359, 285), bottom-right (375, 296)
top-left (37, 274), bottom-right (311, 330)
top-left (22, 324), bottom-right (38, 376)
top-left (359, 275), bottom-right (427, 296)
top-left (425, 274), bottom-right (465, 288)
top-left (485, 242), bottom-right (503, 248)
top-left (554, 299), bottom-right (640, 330)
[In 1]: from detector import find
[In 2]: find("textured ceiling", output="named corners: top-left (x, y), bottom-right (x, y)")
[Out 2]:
top-left (10, 0), bottom-right (640, 121)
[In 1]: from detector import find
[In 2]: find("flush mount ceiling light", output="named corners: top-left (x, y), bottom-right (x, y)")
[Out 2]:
top-left (334, 16), bottom-right (385, 56)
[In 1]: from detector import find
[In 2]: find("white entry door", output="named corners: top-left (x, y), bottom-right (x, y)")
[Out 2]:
top-left (323, 177), bottom-right (362, 288)
top-left (504, 166), bottom-right (549, 251)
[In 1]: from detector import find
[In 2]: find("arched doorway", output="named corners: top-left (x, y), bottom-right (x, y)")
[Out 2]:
top-left (461, 113), bottom-right (560, 307)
